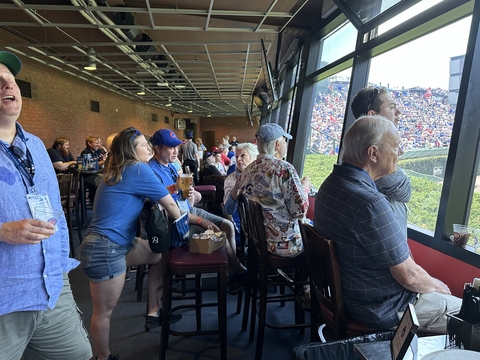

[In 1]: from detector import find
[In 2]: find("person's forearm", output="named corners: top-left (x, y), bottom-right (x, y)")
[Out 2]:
top-left (52, 162), bottom-right (66, 170)
top-left (158, 195), bottom-right (181, 219)
top-left (393, 264), bottom-right (451, 294)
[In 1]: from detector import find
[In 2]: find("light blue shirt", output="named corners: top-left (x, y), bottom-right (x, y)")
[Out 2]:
top-left (0, 123), bottom-right (78, 316)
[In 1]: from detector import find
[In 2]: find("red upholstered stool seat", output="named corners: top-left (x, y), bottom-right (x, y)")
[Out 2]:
top-left (193, 185), bottom-right (216, 192)
top-left (169, 244), bottom-right (228, 268)
top-left (160, 245), bottom-right (228, 360)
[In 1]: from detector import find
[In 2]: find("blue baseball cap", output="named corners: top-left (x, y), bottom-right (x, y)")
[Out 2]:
top-left (151, 129), bottom-right (183, 147)
top-left (255, 123), bottom-right (292, 142)
top-left (203, 151), bottom-right (213, 160)
top-left (0, 51), bottom-right (22, 76)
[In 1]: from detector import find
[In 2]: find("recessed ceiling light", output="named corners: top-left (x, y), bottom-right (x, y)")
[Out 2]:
top-left (157, 81), bottom-right (169, 87)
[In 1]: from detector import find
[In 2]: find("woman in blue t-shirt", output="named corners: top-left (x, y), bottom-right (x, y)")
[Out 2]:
top-left (78, 127), bottom-right (182, 360)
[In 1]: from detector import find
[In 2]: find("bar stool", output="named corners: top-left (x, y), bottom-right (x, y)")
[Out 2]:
top-left (56, 172), bottom-right (75, 257)
top-left (247, 199), bottom-right (310, 360)
top-left (159, 245), bottom-right (228, 360)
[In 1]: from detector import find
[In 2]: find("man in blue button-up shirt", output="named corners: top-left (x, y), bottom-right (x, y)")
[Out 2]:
top-left (0, 51), bottom-right (92, 359)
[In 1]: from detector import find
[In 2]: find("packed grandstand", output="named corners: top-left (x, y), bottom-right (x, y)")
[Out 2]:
top-left (309, 85), bottom-right (455, 155)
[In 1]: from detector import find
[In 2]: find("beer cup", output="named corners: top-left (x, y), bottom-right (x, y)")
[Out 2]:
top-left (178, 173), bottom-right (193, 199)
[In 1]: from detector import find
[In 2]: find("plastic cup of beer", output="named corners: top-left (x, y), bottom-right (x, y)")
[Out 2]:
top-left (178, 174), bottom-right (193, 199)
top-left (34, 207), bottom-right (63, 232)
top-left (452, 224), bottom-right (470, 249)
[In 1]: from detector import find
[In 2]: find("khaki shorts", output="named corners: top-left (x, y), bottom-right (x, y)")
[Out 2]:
top-left (414, 292), bottom-right (462, 334)
top-left (0, 274), bottom-right (92, 360)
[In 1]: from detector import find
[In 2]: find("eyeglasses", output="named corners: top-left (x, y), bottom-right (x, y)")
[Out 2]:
top-left (130, 128), bottom-right (142, 141)
top-left (366, 87), bottom-right (381, 113)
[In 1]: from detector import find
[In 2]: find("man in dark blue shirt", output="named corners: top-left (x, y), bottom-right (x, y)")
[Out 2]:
top-left (314, 115), bottom-right (460, 333)
top-left (47, 137), bottom-right (76, 172)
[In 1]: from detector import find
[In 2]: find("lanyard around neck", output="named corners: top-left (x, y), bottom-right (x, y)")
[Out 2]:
top-left (1, 123), bottom-right (36, 190)
top-left (153, 158), bottom-right (177, 184)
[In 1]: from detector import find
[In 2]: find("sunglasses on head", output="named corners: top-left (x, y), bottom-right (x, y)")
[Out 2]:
top-left (366, 87), bottom-right (382, 114)
top-left (130, 128), bottom-right (142, 141)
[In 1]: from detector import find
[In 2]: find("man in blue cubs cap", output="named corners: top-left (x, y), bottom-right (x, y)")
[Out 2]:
top-left (0, 51), bottom-right (92, 359)
top-left (148, 129), bottom-right (247, 288)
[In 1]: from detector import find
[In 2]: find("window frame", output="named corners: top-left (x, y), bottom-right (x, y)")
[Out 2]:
top-left (280, 0), bottom-right (479, 268)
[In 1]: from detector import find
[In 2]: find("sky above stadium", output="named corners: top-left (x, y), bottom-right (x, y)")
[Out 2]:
top-left (369, 16), bottom-right (471, 90)
top-left (337, 1), bottom-right (472, 90)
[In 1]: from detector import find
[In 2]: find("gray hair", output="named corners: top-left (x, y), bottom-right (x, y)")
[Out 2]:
top-left (256, 136), bottom-right (280, 155)
top-left (340, 115), bottom-right (396, 165)
top-left (236, 142), bottom-right (259, 159)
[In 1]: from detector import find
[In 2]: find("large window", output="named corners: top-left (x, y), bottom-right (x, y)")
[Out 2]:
top-left (317, 22), bottom-right (356, 69)
top-left (368, 16), bottom-right (471, 234)
top-left (303, 68), bottom-right (352, 190)
top-left (378, 0), bottom-right (445, 35)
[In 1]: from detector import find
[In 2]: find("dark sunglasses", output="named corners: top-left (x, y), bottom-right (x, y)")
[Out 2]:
top-left (366, 87), bottom-right (381, 113)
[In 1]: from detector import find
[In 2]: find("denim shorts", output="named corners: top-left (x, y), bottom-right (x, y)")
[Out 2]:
top-left (78, 233), bottom-right (136, 282)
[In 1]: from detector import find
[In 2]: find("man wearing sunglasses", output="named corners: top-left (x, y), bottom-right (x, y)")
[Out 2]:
top-left (351, 86), bottom-right (410, 242)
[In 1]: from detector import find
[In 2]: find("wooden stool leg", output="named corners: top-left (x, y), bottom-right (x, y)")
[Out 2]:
top-left (159, 263), bottom-right (171, 360)
top-left (255, 264), bottom-right (268, 360)
top-left (195, 274), bottom-right (202, 330)
top-left (219, 268), bottom-right (228, 360)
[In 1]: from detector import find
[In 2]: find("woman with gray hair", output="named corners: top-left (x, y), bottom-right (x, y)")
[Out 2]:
top-left (223, 142), bottom-right (259, 214)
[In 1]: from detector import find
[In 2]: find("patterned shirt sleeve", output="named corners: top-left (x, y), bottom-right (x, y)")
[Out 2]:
top-left (280, 163), bottom-right (308, 220)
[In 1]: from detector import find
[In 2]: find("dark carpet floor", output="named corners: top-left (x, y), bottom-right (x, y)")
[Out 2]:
top-left (69, 212), bottom-right (313, 360)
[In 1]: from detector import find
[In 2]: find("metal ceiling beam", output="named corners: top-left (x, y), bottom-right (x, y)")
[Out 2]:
top-left (0, 4), bottom-right (294, 17)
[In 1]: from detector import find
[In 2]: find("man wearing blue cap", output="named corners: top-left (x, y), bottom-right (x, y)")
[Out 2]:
top-left (232, 123), bottom-right (308, 257)
top-left (0, 51), bottom-right (92, 359)
top-left (178, 130), bottom-right (200, 184)
top-left (148, 129), bottom-right (247, 282)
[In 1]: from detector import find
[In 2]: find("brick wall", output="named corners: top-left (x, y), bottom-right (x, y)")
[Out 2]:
top-left (198, 115), bottom-right (258, 149)
top-left (1, 28), bottom-right (257, 158)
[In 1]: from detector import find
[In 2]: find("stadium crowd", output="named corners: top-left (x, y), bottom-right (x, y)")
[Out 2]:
top-left (309, 85), bottom-right (456, 154)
